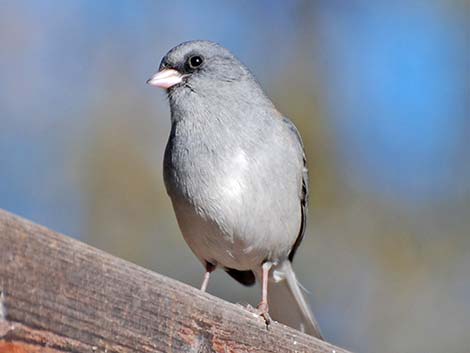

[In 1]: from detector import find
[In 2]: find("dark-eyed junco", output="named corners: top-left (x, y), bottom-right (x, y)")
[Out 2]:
top-left (147, 40), bottom-right (322, 339)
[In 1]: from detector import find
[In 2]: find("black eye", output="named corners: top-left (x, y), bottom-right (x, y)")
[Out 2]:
top-left (188, 55), bottom-right (204, 69)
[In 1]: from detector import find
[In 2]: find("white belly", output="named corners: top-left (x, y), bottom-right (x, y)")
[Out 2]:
top-left (171, 196), bottom-right (268, 270)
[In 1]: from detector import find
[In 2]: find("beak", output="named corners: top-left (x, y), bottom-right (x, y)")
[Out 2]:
top-left (146, 69), bottom-right (183, 89)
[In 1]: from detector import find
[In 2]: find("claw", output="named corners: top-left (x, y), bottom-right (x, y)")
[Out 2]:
top-left (257, 301), bottom-right (271, 329)
top-left (245, 303), bottom-right (271, 329)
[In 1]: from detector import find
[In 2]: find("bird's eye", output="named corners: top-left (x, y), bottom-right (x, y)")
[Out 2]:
top-left (188, 55), bottom-right (204, 69)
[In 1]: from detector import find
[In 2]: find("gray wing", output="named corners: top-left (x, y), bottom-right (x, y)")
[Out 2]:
top-left (281, 117), bottom-right (309, 262)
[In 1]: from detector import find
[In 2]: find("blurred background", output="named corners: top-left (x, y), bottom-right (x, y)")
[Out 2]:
top-left (1, 1), bottom-right (469, 352)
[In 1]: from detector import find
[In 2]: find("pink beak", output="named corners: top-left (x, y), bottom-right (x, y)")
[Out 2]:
top-left (146, 69), bottom-right (183, 89)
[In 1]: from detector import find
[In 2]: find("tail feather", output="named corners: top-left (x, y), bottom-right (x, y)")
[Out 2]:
top-left (268, 261), bottom-right (323, 339)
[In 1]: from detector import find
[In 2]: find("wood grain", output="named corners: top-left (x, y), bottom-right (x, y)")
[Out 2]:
top-left (0, 209), bottom-right (351, 353)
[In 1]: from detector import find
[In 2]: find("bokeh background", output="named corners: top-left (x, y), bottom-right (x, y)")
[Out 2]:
top-left (1, 1), bottom-right (469, 352)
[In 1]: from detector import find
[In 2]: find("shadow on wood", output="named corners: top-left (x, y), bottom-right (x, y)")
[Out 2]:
top-left (0, 209), bottom-right (351, 353)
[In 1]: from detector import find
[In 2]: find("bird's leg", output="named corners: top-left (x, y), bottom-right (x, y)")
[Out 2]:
top-left (257, 261), bottom-right (273, 326)
top-left (200, 262), bottom-right (216, 292)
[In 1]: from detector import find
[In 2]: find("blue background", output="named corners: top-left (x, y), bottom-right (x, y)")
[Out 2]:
top-left (1, 1), bottom-right (469, 352)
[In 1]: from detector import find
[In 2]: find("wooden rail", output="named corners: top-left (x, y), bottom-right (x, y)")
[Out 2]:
top-left (0, 209), bottom-right (351, 353)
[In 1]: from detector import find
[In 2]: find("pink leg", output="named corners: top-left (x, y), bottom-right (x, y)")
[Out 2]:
top-left (257, 262), bottom-right (273, 313)
top-left (200, 262), bottom-right (215, 292)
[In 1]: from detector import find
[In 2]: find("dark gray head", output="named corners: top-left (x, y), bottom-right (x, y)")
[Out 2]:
top-left (147, 41), bottom-right (273, 113)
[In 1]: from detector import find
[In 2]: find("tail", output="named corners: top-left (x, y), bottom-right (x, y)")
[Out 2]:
top-left (268, 261), bottom-right (323, 339)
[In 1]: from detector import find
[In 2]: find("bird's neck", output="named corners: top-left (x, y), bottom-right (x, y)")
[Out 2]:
top-left (169, 83), bottom-right (277, 128)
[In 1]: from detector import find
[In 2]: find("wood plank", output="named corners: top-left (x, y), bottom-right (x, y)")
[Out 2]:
top-left (0, 209), bottom-right (351, 353)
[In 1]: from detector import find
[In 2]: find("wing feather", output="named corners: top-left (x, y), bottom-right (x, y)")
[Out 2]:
top-left (281, 117), bottom-right (309, 262)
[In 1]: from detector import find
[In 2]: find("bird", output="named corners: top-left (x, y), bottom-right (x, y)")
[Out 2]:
top-left (147, 40), bottom-right (323, 339)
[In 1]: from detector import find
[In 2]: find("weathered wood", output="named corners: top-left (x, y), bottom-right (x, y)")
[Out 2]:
top-left (0, 209), bottom-right (350, 353)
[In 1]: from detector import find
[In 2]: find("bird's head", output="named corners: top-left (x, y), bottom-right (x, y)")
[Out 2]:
top-left (147, 41), bottom-right (258, 96)
top-left (147, 40), bottom-right (275, 121)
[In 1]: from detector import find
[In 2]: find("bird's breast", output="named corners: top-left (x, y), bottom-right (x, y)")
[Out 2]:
top-left (164, 133), bottom-right (251, 211)
top-left (163, 117), bottom-right (302, 267)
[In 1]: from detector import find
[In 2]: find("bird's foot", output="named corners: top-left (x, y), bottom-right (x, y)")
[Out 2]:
top-left (257, 302), bottom-right (271, 329)
top-left (245, 303), bottom-right (271, 329)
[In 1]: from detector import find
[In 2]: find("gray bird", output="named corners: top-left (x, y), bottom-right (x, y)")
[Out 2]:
top-left (147, 40), bottom-right (322, 339)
